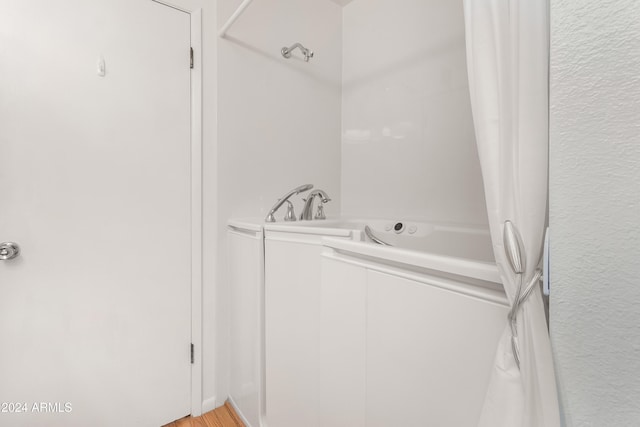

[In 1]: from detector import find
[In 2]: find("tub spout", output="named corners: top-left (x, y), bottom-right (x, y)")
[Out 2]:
top-left (300, 190), bottom-right (331, 220)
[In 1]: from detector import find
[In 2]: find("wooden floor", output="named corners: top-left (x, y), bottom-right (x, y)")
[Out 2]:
top-left (162, 402), bottom-right (244, 427)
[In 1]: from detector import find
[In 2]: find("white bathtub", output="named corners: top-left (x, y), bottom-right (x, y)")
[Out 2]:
top-left (229, 217), bottom-right (506, 427)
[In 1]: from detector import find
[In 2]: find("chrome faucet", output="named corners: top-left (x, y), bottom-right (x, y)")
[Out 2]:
top-left (300, 190), bottom-right (331, 220)
top-left (265, 184), bottom-right (313, 222)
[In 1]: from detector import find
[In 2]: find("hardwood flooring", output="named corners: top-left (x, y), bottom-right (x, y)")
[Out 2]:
top-left (162, 402), bottom-right (244, 427)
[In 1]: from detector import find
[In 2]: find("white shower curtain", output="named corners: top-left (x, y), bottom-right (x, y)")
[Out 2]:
top-left (463, 1), bottom-right (560, 426)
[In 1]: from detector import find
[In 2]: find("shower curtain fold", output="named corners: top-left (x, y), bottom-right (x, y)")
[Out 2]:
top-left (462, 0), bottom-right (561, 426)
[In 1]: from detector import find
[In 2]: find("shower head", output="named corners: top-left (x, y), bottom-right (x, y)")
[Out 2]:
top-left (302, 48), bottom-right (314, 62)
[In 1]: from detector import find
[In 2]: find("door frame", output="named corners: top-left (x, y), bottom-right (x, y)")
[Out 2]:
top-left (151, 0), bottom-right (203, 417)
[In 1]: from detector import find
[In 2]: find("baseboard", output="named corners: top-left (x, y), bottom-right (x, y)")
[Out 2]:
top-left (201, 396), bottom-right (218, 414)
top-left (227, 396), bottom-right (255, 427)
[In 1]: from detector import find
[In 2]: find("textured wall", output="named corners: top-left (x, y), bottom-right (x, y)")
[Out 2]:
top-left (549, 1), bottom-right (640, 425)
top-left (341, 0), bottom-right (488, 225)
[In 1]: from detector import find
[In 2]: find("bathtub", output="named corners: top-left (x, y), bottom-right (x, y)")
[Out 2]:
top-left (228, 217), bottom-right (507, 427)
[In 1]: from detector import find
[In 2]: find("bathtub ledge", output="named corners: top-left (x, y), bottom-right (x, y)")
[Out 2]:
top-left (322, 237), bottom-right (502, 285)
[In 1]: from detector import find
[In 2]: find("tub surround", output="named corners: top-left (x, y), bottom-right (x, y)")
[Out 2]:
top-left (341, 0), bottom-right (488, 225)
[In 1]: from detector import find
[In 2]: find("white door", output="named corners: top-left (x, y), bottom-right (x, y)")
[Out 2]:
top-left (0, 1), bottom-right (193, 426)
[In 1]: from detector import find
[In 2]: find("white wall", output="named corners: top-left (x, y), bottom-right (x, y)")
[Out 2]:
top-left (341, 0), bottom-right (488, 225)
top-left (549, 0), bottom-right (640, 425)
top-left (215, 0), bottom-right (342, 406)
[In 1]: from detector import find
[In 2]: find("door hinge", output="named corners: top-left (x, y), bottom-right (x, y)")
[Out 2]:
top-left (190, 343), bottom-right (194, 364)
top-left (190, 47), bottom-right (194, 69)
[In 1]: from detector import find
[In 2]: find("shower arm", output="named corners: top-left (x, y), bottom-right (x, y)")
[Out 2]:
top-left (281, 43), bottom-right (314, 61)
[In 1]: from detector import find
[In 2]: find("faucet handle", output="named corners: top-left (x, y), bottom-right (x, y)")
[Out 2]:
top-left (314, 201), bottom-right (326, 220)
top-left (284, 200), bottom-right (297, 222)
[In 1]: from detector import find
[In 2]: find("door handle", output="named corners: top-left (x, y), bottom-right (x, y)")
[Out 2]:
top-left (0, 242), bottom-right (20, 260)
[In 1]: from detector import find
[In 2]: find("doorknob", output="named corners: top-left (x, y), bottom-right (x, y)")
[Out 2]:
top-left (0, 242), bottom-right (20, 260)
